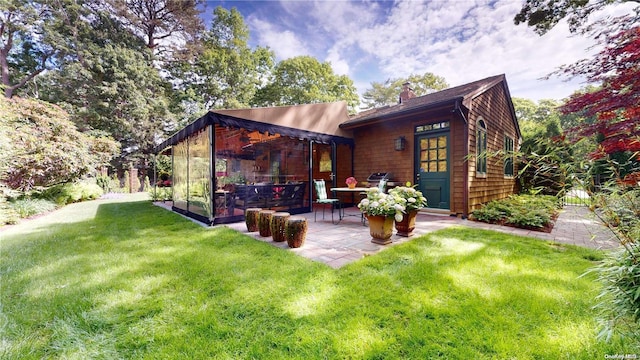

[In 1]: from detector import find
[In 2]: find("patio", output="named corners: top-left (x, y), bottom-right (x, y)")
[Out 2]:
top-left (155, 202), bottom-right (619, 268)
top-left (223, 207), bottom-right (467, 268)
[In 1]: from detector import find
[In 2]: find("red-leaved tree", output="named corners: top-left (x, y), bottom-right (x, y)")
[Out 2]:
top-left (559, 25), bottom-right (640, 170)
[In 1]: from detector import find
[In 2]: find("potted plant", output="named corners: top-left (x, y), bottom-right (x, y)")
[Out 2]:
top-left (345, 176), bottom-right (358, 189)
top-left (389, 185), bottom-right (428, 237)
top-left (358, 188), bottom-right (404, 244)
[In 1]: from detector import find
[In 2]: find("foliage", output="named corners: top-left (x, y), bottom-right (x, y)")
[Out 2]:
top-left (558, 26), bottom-right (640, 167)
top-left (388, 186), bottom-right (428, 212)
top-left (358, 187), bottom-right (404, 221)
top-left (514, 0), bottom-right (638, 35)
top-left (362, 72), bottom-right (449, 108)
top-left (0, 0), bottom-right (57, 98)
top-left (148, 185), bottom-right (172, 201)
top-left (252, 55), bottom-right (360, 113)
top-left (9, 198), bottom-right (57, 218)
top-left (511, 98), bottom-right (577, 196)
top-left (39, 13), bottom-right (175, 169)
top-left (1, 96), bottom-right (119, 191)
top-left (109, 0), bottom-right (204, 57)
top-left (38, 180), bottom-right (104, 205)
top-left (172, 6), bottom-right (274, 110)
top-left (590, 245), bottom-right (640, 342)
top-left (1, 198), bottom-right (636, 357)
top-left (471, 194), bottom-right (560, 229)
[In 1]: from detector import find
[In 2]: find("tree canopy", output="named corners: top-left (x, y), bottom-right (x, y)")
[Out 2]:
top-left (362, 73), bottom-right (449, 109)
top-left (1, 96), bottom-right (119, 191)
top-left (252, 55), bottom-right (360, 112)
top-left (559, 26), bottom-right (640, 161)
top-left (514, 0), bottom-right (637, 35)
top-left (173, 6), bottom-right (274, 110)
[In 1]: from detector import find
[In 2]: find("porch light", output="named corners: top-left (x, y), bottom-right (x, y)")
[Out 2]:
top-left (394, 136), bottom-right (406, 151)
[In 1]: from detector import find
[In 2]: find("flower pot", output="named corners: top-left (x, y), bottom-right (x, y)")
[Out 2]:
top-left (395, 209), bottom-right (418, 237)
top-left (285, 216), bottom-right (307, 248)
top-left (347, 183), bottom-right (356, 189)
top-left (366, 214), bottom-right (394, 245)
top-left (245, 208), bottom-right (262, 232)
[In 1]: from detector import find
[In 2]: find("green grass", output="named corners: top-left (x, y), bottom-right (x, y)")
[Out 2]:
top-left (1, 195), bottom-right (637, 359)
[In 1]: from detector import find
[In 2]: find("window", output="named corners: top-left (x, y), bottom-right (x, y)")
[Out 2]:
top-left (504, 135), bottom-right (514, 177)
top-left (476, 119), bottom-right (487, 175)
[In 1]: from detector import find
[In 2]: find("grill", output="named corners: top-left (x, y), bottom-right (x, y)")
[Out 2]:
top-left (366, 172), bottom-right (396, 188)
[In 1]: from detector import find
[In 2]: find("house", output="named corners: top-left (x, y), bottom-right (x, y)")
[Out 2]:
top-left (154, 74), bottom-right (520, 224)
top-left (341, 74), bottom-right (521, 218)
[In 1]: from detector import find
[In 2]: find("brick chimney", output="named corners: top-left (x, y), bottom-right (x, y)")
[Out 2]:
top-left (399, 82), bottom-right (416, 104)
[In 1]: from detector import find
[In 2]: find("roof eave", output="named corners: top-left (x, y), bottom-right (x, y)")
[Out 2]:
top-left (341, 97), bottom-right (463, 130)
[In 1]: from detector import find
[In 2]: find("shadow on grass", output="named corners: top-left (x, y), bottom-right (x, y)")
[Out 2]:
top-left (1, 200), bottom-right (636, 359)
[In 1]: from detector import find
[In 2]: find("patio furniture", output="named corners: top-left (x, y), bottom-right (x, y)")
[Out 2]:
top-left (331, 186), bottom-right (369, 225)
top-left (285, 216), bottom-right (307, 248)
top-left (245, 208), bottom-right (262, 232)
top-left (313, 179), bottom-right (341, 224)
top-left (258, 210), bottom-right (276, 237)
top-left (270, 212), bottom-right (290, 242)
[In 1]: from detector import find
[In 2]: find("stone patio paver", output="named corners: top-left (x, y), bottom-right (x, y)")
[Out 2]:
top-left (220, 205), bottom-right (620, 268)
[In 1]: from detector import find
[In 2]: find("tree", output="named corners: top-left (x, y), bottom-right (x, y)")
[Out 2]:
top-left (559, 26), bottom-right (640, 162)
top-left (173, 6), bottom-right (274, 110)
top-left (109, 0), bottom-right (204, 58)
top-left (512, 97), bottom-right (572, 195)
top-left (362, 73), bottom-right (449, 108)
top-left (0, 0), bottom-right (56, 98)
top-left (514, 0), bottom-right (637, 35)
top-left (1, 96), bottom-right (119, 191)
top-left (252, 55), bottom-right (360, 112)
top-left (39, 8), bottom-right (176, 171)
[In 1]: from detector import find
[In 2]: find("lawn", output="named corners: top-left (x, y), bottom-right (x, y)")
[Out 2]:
top-left (1, 195), bottom-right (637, 359)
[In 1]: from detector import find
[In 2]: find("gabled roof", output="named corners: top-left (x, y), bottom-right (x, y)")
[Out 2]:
top-left (341, 74), bottom-right (518, 134)
top-left (155, 101), bottom-right (353, 153)
top-left (214, 101), bottom-right (353, 139)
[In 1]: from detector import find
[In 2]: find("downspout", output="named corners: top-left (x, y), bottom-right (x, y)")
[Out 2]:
top-left (455, 99), bottom-right (469, 219)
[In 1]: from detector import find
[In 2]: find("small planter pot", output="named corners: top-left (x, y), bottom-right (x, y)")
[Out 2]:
top-left (245, 208), bottom-right (262, 232)
top-left (270, 212), bottom-right (290, 242)
top-left (285, 216), bottom-right (308, 248)
top-left (395, 209), bottom-right (418, 237)
top-left (258, 210), bottom-right (276, 237)
top-left (366, 214), bottom-right (394, 245)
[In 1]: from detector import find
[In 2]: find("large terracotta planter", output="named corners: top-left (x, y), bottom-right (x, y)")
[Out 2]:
top-left (285, 216), bottom-right (308, 248)
top-left (395, 209), bottom-right (418, 237)
top-left (366, 214), bottom-right (394, 245)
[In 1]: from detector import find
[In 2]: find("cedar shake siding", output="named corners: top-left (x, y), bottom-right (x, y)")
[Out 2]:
top-left (342, 74), bottom-right (520, 218)
top-left (467, 81), bottom-right (519, 212)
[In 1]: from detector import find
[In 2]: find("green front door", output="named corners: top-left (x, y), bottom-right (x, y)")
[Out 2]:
top-left (416, 132), bottom-right (450, 209)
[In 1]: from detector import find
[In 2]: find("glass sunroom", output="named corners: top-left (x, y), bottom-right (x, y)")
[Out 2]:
top-left (155, 102), bottom-right (354, 225)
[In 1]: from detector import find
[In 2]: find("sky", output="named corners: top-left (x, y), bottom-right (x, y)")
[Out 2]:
top-left (202, 0), bottom-right (636, 103)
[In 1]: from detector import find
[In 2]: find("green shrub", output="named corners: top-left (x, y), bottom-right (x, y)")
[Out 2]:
top-left (39, 181), bottom-right (103, 205)
top-left (471, 194), bottom-right (559, 229)
top-left (1, 202), bottom-right (20, 224)
top-left (591, 245), bottom-right (640, 341)
top-left (507, 209), bottom-right (551, 228)
top-left (10, 198), bottom-right (57, 218)
top-left (96, 175), bottom-right (111, 192)
top-left (149, 186), bottom-right (172, 201)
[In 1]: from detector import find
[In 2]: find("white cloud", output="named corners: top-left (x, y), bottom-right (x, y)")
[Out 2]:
top-left (236, 0), bottom-right (638, 101)
top-left (247, 16), bottom-right (311, 60)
